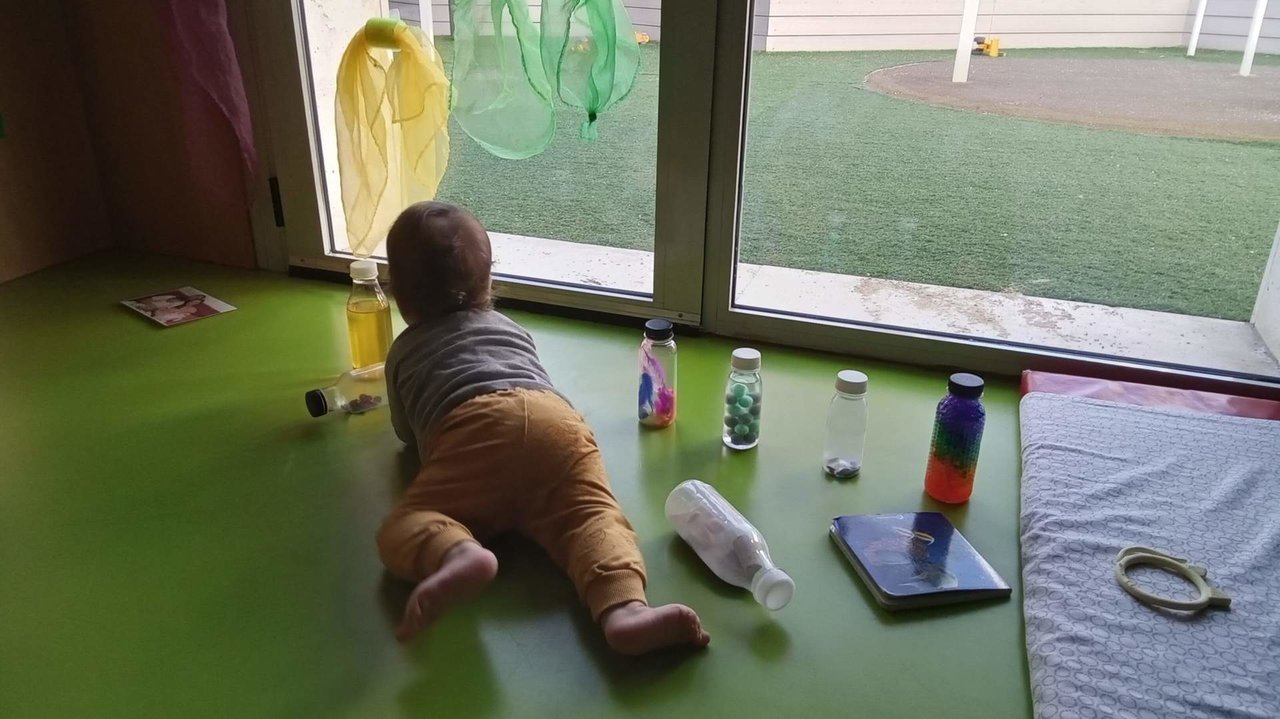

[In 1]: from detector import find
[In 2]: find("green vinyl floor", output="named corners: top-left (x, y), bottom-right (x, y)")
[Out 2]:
top-left (0, 253), bottom-right (1031, 718)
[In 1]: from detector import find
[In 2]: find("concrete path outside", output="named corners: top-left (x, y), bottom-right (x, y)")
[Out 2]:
top-left (866, 58), bottom-right (1280, 142)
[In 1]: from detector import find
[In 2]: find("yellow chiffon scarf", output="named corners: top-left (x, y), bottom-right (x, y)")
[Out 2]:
top-left (336, 18), bottom-right (449, 257)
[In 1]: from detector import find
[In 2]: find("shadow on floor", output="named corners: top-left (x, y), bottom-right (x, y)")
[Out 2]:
top-left (376, 534), bottom-right (708, 711)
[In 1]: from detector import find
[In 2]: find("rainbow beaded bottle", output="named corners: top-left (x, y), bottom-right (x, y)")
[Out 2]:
top-left (924, 373), bottom-right (986, 504)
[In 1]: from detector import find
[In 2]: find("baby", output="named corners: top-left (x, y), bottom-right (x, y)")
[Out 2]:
top-left (377, 201), bottom-right (710, 655)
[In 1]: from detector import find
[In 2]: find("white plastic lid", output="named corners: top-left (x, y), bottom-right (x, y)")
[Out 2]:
top-left (731, 347), bottom-right (762, 371)
top-left (752, 567), bottom-right (795, 610)
top-left (349, 259), bottom-right (378, 280)
top-left (836, 369), bottom-right (868, 395)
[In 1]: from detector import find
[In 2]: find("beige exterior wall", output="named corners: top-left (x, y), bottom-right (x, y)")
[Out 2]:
top-left (392, 0), bottom-right (662, 40)
top-left (763, 0), bottom-right (1195, 51)
top-left (1198, 0), bottom-right (1280, 55)
top-left (391, 0), bottom-right (1280, 54)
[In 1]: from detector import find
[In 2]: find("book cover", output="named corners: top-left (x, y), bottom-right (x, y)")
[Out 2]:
top-left (121, 287), bottom-right (236, 327)
top-left (830, 512), bottom-right (1011, 610)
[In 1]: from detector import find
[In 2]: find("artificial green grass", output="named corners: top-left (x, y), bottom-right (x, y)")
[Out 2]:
top-left (435, 43), bottom-right (1280, 321)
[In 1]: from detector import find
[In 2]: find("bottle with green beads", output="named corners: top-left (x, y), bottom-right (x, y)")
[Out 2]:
top-left (723, 348), bottom-right (763, 450)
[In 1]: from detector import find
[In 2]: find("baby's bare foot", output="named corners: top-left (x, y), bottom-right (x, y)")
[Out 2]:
top-left (395, 541), bottom-right (498, 642)
top-left (601, 601), bottom-right (711, 655)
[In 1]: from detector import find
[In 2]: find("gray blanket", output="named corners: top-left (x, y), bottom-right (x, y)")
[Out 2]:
top-left (1020, 393), bottom-right (1280, 718)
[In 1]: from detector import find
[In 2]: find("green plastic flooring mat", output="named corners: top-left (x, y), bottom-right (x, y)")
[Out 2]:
top-left (0, 253), bottom-right (1031, 718)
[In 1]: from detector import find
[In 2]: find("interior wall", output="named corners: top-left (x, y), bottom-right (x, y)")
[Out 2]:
top-left (66, 0), bottom-right (257, 270)
top-left (0, 1), bottom-right (110, 284)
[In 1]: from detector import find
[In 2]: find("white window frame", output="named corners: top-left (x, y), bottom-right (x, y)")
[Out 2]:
top-left (237, 0), bottom-right (1280, 398)
top-left (237, 0), bottom-right (714, 324)
top-left (699, 0), bottom-right (1280, 396)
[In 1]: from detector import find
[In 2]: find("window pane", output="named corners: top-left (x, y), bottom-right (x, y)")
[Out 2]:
top-left (300, 0), bottom-right (659, 295)
top-left (737, 6), bottom-right (1280, 378)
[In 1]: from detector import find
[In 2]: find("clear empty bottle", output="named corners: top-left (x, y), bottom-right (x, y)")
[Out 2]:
top-left (346, 259), bottom-right (393, 369)
top-left (638, 319), bottom-right (677, 428)
top-left (823, 370), bottom-right (868, 478)
top-left (305, 363), bottom-right (387, 417)
top-left (723, 348), bottom-right (763, 450)
top-left (666, 479), bottom-right (794, 610)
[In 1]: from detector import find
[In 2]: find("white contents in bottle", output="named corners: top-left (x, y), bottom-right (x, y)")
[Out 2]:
top-left (665, 479), bottom-right (794, 610)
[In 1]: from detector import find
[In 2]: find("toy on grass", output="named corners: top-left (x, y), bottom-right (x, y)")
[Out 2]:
top-left (972, 36), bottom-right (1005, 57)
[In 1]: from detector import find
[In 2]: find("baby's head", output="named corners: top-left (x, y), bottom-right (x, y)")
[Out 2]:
top-left (386, 201), bottom-right (493, 323)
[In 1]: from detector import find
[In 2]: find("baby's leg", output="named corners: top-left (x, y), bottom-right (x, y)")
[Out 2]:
top-left (395, 539), bottom-right (497, 641)
top-left (522, 426), bottom-right (709, 655)
top-left (376, 394), bottom-right (527, 641)
top-left (599, 601), bottom-right (709, 656)
top-left (377, 507), bottom-right (497, 641)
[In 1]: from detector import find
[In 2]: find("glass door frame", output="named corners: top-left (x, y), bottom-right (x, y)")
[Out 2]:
top-left (241, 0), bottom-right (1280, 398)
top-left (242, 0), bottom-right (715, 325)
top-left (699, 0), bottom-right (1280, 398)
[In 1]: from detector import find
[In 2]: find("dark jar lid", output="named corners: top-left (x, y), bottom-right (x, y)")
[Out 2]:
top-left (948, 373), bottom-right (984, 399)
top-left (644, 318), bottom-right (674, 341)
top-left (305, 389), bottom-right (329, 417)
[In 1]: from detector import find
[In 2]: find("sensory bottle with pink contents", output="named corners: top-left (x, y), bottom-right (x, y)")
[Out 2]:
top-left (638, 319), bottom-right (677, 428)
top-left (924, 373), bottom-right (986, 504)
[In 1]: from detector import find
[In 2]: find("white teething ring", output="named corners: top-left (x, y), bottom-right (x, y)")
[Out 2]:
top-left (1114, 546), bottom-right (1231, 613)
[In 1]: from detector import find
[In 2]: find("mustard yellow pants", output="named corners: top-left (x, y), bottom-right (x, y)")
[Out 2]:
top-left (376, 389), bottom-right (647, 620)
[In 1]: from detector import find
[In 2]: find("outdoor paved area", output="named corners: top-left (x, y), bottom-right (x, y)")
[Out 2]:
top-left (866, 56), bottom-right (1280, 142)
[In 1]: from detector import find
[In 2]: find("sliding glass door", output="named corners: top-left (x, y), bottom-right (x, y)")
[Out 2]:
top-left (702, 0), bottom-right (1280, 387)
top-left (246, 0), bottom-right (1280, 389)
top-left (255, 0), bottom-right (712, 322)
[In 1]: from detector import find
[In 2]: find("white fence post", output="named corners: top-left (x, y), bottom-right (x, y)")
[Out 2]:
top-left (1187, 0), bottom-right (1209, 56)
top-left (952, 0), bottom-right (981, 82)
top-left (1240, 0), bottom-right (1269, 76)
top-left (419, 1), bottom-right (434, 41)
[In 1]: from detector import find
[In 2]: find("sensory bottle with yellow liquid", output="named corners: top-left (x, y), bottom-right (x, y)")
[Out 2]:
top-left (346, 260), bottom-right (393, 369)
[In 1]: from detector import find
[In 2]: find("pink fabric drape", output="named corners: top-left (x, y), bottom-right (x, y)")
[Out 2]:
top-left (153, 0), bottom-right (257, 190)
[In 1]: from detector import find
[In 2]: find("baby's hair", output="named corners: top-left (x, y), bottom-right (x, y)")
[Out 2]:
top-left (386, 201), bottom-right (493, 321)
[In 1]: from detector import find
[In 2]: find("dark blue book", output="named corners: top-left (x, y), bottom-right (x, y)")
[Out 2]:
top-left (830, 513), bottom-right (1011, 610)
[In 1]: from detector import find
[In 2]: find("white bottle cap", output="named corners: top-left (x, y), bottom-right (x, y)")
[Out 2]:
top-left (731, 347), bottom-right (762, 371)
top-left (836, 369), bottom-right (868, 394)
top-left (349, 259), bottom-right (378, 280)
top-left (751, 567), bottom-right (795, 610)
